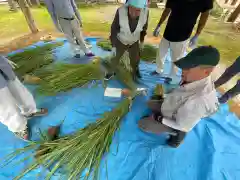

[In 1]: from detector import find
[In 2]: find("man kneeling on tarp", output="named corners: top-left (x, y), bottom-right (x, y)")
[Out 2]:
top-left (0, 56), bottom-right (48, 141)
top-left (139, 46), bottom-right (220, 148)
top-left (105, 0), bottom-right (149, 81)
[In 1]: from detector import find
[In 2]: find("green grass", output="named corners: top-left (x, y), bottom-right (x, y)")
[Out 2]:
top-left (0, 5), bottom-right (239, 64)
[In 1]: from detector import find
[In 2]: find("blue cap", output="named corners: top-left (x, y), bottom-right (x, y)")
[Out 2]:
top-left (128, 0), bottom-right (147, 8)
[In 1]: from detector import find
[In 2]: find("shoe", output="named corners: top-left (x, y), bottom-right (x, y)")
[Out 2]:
top-left (167, 135), bottom-right (182, 148)
top-left (74, 54), bottom-right (81, 58)
top-left (104, 73), bottom-right (115, 80)
top-left (136, 69), bottom-right (142, 79)
top-left (218, 96), bottom-right (229, 104)
top-left (150, 71), bottom-right (159, 76)
top-left (14, 128), bottom-right (29, 141)
top-left (85, 52), bottom-right (95, 57)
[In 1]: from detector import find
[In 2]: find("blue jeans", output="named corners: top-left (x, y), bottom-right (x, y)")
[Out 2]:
top-left (215, 56), bottom-right (240, 103)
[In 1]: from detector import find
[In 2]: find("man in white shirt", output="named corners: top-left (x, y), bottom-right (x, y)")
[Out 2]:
top-left (139, 46), bottom-right (220, 148)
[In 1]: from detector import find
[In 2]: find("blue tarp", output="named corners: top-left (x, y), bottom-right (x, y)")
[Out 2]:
top-left (0, 38), bottom-right (239, 180)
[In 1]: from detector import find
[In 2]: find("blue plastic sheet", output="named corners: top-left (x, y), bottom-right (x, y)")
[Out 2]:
top-left (0, 38), bottom-right (239, 180)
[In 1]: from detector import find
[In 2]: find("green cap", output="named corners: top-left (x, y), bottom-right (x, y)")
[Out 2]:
top-left (174, 46), bottom-right (220, 69)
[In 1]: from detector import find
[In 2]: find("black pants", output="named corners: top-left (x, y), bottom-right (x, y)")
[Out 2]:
top-left (215, 56), bottom-right (240, 103)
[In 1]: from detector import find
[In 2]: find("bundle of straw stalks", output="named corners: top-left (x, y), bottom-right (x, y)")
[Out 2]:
top-left (4, 63), bottom-right (139, 179)
top-left (7, 42), bottom-right (63, 77)
top-left (97, 39), bottom-right (157, 62)
top-left (35, 59), bottom-right (103, 95)
top-left (97, 39), bottom-right (112, 51)
top-left (140, 44), bottom-right (157, 62)
top-left (4, 97), bottom-right (135, 180)
top-left (101, 55), bottom-right (137, 91)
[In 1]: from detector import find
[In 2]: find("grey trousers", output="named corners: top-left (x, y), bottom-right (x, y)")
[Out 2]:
top-left (58, 18), bottom-right (89, 54)
top-left (145, 99), bottom-right (186, 145)
top-left (215, 56), bottom-right (240, 103)
top-left (110, 39), bottom-right (140, 75)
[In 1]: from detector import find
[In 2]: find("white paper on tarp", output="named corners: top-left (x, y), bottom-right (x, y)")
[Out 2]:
top-left (104, 88), bottom-right (122, 97)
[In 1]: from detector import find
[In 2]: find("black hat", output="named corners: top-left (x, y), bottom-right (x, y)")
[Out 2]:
top-left (174, 46), bottom-right (220, 69)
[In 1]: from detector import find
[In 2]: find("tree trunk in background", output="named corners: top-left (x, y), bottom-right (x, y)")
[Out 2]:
top-left (17, 0), bottom-right (38, 33)
top-left (231, 0), bottom-right (238, 6)
top-left (26, 0), bottom-right (32, 7)
top-left (227, 3), bottom-right (240, 22)
top-left (30, 0), bottom-right (41, 6)
top-left (7, 0), bottom-right (18, 12)
top-left (224, 0), bottom-right (229, 4)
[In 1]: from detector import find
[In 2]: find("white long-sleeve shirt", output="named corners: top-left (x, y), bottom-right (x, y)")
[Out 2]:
top-left (161, 76), bottom-right (219, 132)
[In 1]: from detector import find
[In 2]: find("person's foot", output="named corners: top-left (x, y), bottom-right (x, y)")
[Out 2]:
top-left (14, 128), bottom-right (29, 141)
top-left (150, 71), bottom-right (159, 76)
top-left (104, 73), bottom-right (115, 80)
top-left (136, 69), bottom-right (142, 79)
top-left (218, 96), bottom-right (229, 104)
top-left (74, 54), bottom-right (81, 58)
top-left (25, 108), bottom-right (48, 119)
top-left (167, 135), bottom-right (182, 148)
top-left (85, 52), bottom-right (95, 57)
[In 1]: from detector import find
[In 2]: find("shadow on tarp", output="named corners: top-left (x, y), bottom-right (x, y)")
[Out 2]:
top-left (0, 37), bottom-right (239, 180)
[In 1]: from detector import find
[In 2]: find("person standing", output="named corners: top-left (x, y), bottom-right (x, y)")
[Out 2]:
top-left (44, 0), bottom-right (94, 58)
top-left (139, 46), bottom-right (220, 148)
top-left (0, 56), bottom-right (48, 140)
top-left (214, 56), bottom-right (240, 104)
top-left (151, 0), bottom-right (213, 83)
top-left (105, 0), bottom-right (149, 81)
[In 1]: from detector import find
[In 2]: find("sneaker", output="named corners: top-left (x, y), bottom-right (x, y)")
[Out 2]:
top-left (14, 128), bottom-right (29, 141)
top-left (74, 54), bottom-right (81, 58)
top-left (167, 135), bottom-right (182, 148)
top-left (85, 52), bottom-right (95, 57)
top-left (104, 73), bottom-right (115, 80)
top-left (218, 96), bottom-right (229, 104)
top-left (136, 69), bottom-right (142, 79)
top-left (150, 71), bottom-right (159, 76)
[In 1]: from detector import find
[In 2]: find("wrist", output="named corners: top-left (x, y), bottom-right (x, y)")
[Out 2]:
top-left (195, 33), bottom-right (200, 37)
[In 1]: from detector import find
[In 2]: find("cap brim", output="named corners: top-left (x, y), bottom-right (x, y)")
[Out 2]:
top-left (174, 57), bottom-right (196, 70)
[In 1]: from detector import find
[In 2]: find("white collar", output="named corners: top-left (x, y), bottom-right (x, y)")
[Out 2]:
top-left (180, 76), bottom-right (212, 92)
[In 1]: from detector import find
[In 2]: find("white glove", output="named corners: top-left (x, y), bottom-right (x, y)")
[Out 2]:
top-left (7, 59), bottom-right (18, 69)
top-left (111, 47), bottom-right (116, 57)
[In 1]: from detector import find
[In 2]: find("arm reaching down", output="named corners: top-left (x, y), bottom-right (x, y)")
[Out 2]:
top-left (71, 0), bottom-right (82, 25)
top-left (153, 0), bottom-right (172, 37)
top-left (189, 0), bottom-right (213, 48)
top-left (110, 10), bottom-right (120, 47)
top-left (140, 10), bottom-right (149, 43)
top-left (196, 11), bottom-right (210, 36)
top-left (44, 0), bottom-right (61, 31)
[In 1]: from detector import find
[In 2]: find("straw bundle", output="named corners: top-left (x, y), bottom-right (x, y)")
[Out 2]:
top-left (97, 39), bottom-right (157, 62)
top-left (140, 44), bottom-right (157, 62)
top-left (97, 39), bottom-right (112, 51)
top-left (35, 59), bottom-right (103, 95)
top-left (101, 55), bottom-right (137, 91)
top-left (5, 94), bottom-right (137, 180)
top-left (7, 42), bottom-right (63, 77)
top-left (3, 54), bottom-right (140, 180)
